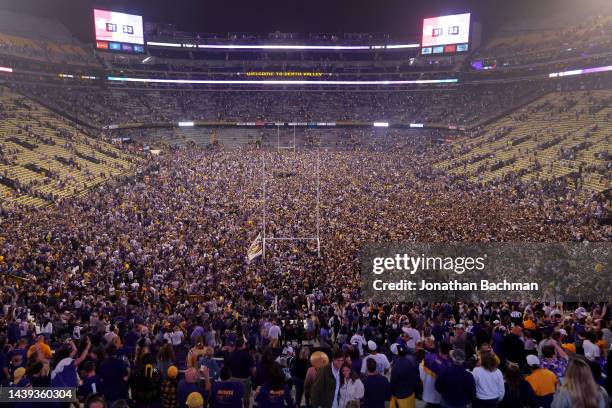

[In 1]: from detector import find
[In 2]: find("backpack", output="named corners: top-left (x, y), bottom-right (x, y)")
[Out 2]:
top-left (130, 364), bottom-right (161, 403)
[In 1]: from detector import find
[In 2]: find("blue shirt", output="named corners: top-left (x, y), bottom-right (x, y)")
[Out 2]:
top-left (435, 365), bottom-right (476, 407)
top-left (390, 355), bottom-right (420, 398)
top-left (363, 374), bottom-right (391, 408)
top-left (98, 357), bottom-right (129, 401)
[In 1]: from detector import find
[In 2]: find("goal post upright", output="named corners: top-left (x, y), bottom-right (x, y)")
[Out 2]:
top-left (316, 148), bottom-right (320, 257)
top-left (262, 153), bottom-right (267, 259)
top-left (276, 123), bottom-right (297, 152)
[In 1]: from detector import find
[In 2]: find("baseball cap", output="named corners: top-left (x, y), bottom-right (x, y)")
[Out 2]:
top-left (367, 340), bottom-right (377, 351)
top-left (526, 355), bottom-right (540, 367)
top-left (186, 392), bottom-right (204, 408)
top-left (167, 366), bottom-right (178, 379)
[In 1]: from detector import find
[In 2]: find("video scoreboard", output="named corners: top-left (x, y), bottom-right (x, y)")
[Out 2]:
top-left (94, 9), bottom-right (145, 53)
top-left (421, 13), bottom-right (470, 55)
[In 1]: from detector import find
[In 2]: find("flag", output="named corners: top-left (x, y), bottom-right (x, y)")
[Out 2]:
top-left (247, 233), bottom-right (263, 262)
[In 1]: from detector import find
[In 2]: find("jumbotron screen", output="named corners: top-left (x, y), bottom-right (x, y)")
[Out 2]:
top-left (421, 12), bottom-right (470, 51)
top-left (94, 9), bottom-right (144, 53)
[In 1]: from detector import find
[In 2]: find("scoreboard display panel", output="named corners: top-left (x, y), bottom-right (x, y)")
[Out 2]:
top-left (94, 9), bottom-right (144, 53)
top-left (422, 13), bottom-right (470, 53)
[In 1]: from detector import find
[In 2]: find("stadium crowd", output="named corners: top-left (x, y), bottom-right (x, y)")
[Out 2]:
top-left (19, 81), bottom-right (546, 128)
top-left (0, 2), bottom-right (610, 406)
top-left (0, 143), bottom-right (610, 408)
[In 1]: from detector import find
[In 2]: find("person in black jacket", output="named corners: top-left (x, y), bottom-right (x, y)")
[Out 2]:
top-left (311, 349), bottom-right (345, 408)
top-left (290, 347), bottom-right (310, 407)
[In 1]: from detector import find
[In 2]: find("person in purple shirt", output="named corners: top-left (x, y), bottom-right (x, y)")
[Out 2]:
top-left (254, 364), bottom-right (294, 408)
top-left (7, 320), bottom-right (20, 344)
top-left (212, 366), bottom-right (245, 408)
top-left (7, 339), bottom-right (28, 376)
top-left (191, 325), bottom-right (205, 345)
top-left (362, 359), bottom-right (391, 408)
top-left (123, 325), bottom-right (140, 358)
top-left (98, 344), bottom-right (130, 405)
top-left (435, 349), bottom-right (476, 408)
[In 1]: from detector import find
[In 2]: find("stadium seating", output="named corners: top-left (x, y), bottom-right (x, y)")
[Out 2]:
top-left (0, 32), bottom-right (97, 66)
top-left (20, 82), bottom-right (544, 128)
top-left (0, 8), bottom-right (98, 66)
top-left (435, 90), bottom-right (611, 194)
top-left (0, 87), bottom-right (141, 207)
top-left (476, 13), bottom-right (612, 67)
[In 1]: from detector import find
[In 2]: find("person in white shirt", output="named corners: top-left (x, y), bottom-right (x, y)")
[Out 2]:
top-left (582, 332), bottom-right (600, 360)
top-left (165, 327), bottom-right (184, 346)
top-left (350, 329), bottom-right (367, 357)
top-left (360, 341), bottom-right (390, 376)
top-left (472, 352), bottom-right (504, 407)
top-left (339, 364), bottom-right (364, 408)
top-left (574, 306), bottom-right (587, 319)
top-left (401, 324), bottom-right (421, 351)
top-left (268, 320), bottom-right (281, 348)
top-left (103, 325), bottom-right (119, 345)
top-left (420, 342), bottom-right (451, 406)
top-left (40, 319), bottom-right (53, 341)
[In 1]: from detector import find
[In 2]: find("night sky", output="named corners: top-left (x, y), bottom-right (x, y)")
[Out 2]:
top-left (0, 0), bottom-right (589, 43)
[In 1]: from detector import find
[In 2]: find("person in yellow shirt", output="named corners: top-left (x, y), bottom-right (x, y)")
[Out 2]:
top-left (27, 335), bottom-right (53, 361)
top-left (525, 355), bottom-right (557, 408)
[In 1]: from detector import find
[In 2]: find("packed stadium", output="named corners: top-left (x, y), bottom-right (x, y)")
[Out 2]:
top-left (0, 0), bottom-right (610, 407)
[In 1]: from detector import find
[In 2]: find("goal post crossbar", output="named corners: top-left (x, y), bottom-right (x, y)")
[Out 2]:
top-left (265, 237), bottom-right (318, 241)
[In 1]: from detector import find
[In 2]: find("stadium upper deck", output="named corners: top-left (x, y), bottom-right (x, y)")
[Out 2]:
top-left (0, 7), bottom-right (609, 84)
